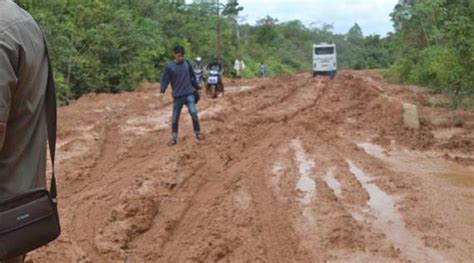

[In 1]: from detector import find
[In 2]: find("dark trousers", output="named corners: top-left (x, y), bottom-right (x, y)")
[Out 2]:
top-left (172, 94), bottom-right (201, 139)
top-left (1, 255), bottom-right (25, 263)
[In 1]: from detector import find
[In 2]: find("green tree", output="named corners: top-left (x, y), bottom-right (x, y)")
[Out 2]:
top-left (14, 0), bottom-right (402, 103)
top-left (388, 0), bottom-right (474, 108)
top-left (256, 16), bottom-right (278, 45)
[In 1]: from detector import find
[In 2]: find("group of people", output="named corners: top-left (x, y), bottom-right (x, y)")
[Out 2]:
top-left (194, 57), bottom-right (266, 81)
top-left (192, 56), bottom-right (225, 95)
top-left (192, 56), bottom-right (225, 82)
top-left (233, 58), bottom-right (266, 79)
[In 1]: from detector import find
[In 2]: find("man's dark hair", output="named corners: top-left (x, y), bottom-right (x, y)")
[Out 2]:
top-left (174, 45), bottom-right (185, 55)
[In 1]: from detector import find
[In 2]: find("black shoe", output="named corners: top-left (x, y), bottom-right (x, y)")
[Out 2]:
top-left (196, 133), bottom-right (205, 141)
top-left (168, 139), bottom-right (177, 146)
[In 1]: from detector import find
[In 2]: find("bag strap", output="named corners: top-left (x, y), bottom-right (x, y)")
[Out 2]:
top-left (42, 35), bottom-right (58, 202)
top-left (185, 59), bottom-right (198, 87)
top-left (186, 60), bottom-right (194, 77)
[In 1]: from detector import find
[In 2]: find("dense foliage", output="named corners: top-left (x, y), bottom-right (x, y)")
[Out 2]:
top-left (14, 0), bottom-right (392, 104)
top-left (387, 0), bottom-right (474, 108)
top-left (15, 0), bottom-right (473, 108)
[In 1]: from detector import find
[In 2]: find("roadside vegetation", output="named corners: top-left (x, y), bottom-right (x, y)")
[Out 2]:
top-left (16, 0), bottom-right (473, 108)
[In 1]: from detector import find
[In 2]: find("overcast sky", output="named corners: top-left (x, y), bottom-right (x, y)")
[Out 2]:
top-left (188, 0), bottom-right (399, 36)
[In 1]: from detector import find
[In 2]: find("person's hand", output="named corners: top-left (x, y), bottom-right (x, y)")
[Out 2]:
top-left (158, 93), bottom-right (165, 101)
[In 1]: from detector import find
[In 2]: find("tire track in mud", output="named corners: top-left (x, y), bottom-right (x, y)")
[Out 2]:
top-left (89, 75), bottom-right (334, 262)
top-left (176, 75), bottom-right (327, 262)
top-left (98, 87), bottom-right (256, 260)
top-left (236, 72), bottom-right (434, 261)
top-left (130, 76), bottom-right (320, 262)
top-left (129, 75), bottom-right (327, 262)
top-left (243, 152), bottom-right (309, 263)
top-left (68, 126), bottom-right (122, 262)
top-left (49, 91), bottom-right (175, 261)
top-left (140, 154), bottom-right (225, 260)
top-left (239, 78), bottom-right (329, 263)
top-left (155, 159), bottom-right (256, 262)
top-left (248, 78), bottom-right (370, 262)
top-left (280, 74), bottom-right (450, 262)
top-left (298, 107), bottom-right (403, 260)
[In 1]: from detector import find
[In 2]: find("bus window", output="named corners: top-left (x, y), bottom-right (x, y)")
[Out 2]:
top-left (315, 47), bottom-right (334, 55)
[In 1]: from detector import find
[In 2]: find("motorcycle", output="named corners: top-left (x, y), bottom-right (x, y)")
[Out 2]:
top-left (206, 70), bottom-right (222, 99)
top-left (194, 68), bottom-right (204, 87)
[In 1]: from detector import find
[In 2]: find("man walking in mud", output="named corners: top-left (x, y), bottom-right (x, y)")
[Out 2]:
top-left (160, 45), bottom-right (204, 146)
top-left (0, 1), bottom-right (50, 262)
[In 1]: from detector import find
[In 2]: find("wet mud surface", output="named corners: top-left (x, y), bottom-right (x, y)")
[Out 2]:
top-left (30, 71), bottom-right (473, 262)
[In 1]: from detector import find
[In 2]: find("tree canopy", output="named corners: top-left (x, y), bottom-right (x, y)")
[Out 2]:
top-left (387, 0), bottom-right (474, 107)
top-left (15, 0), bottom-right (472, 108)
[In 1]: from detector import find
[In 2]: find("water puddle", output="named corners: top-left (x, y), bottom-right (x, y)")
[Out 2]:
top-left (347, 160), bottom-right (446, 262)
top-left (200, 105), bottom-right (223, 120)
top-left (291, 139), bottom-right (316, 224)
top-left (154, 114), bottom-right (170, 130)
top-left (323, 167), bottom-right (342, 199)
top-left (350, 211), bottom-right (365, 223)
top-left (292, 139), bottom-right (316, 205)
top-left (358, 142), bottom-right (474, 188)
top-left (348, 160), bottom-right (397, 220)
top-left (226, 85), bottom-right (255, 93)
top-left (120, 111), bottom-right (170, 135)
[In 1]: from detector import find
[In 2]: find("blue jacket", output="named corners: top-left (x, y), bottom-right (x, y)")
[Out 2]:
top-left (160, 60), bottom-right (200, 98)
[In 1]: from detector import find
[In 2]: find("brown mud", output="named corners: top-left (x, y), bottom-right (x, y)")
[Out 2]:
top-left (30, 71), bottom-right (473, 262)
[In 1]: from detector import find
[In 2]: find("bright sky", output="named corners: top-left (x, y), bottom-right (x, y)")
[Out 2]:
top-left (188, 0), bottom-right (399, 36)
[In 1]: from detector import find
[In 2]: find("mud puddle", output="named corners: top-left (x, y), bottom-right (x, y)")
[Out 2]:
top-left (291, 139), bottom-right (316, 224)
top-left (347, 160), bottom-right (446, 262)
top-left (323, 167), bottom-right (342, 199)
top-left (121, 111), bottom-right (170, 135)
top-left (358, 142), bottom-right (474, 188)
top-left (226, 85), bottom-right (255, 93)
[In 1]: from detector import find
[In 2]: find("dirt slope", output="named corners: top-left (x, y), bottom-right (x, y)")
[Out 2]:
top-left (29, 71), bottom-right (473, 263)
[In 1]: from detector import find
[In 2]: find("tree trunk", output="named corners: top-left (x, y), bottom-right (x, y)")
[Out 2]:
top-left (216, 0), bottom-right (222, 60)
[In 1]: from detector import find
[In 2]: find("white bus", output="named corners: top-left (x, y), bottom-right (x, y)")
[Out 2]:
top-left (313, 43), bottom-right (337, 79)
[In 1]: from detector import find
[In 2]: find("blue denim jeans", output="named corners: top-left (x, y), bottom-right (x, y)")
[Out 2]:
top-left (171, 94), bottom-right (201, 139)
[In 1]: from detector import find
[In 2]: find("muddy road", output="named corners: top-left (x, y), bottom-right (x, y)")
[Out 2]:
top-left (30, 71), bottom-right (473, 262)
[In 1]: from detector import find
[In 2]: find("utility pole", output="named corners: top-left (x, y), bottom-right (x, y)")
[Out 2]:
top-left (216, 0), bottom-right (222, 60)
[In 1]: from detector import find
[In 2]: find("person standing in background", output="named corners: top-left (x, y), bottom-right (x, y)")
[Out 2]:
top-left (260, 62), bottom-right (266, 78)
top-left (234, 58), bottom-right (245, 79)
top-left (207, 57), bottom-right (225, 94)
top-left (193, 56), bottom-right (205, 85)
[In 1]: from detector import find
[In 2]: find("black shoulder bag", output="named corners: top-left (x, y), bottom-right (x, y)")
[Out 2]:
top-left (0, 34), bottom-right (61, 260)
top-left (185, 60), bottom-right (201, 104)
